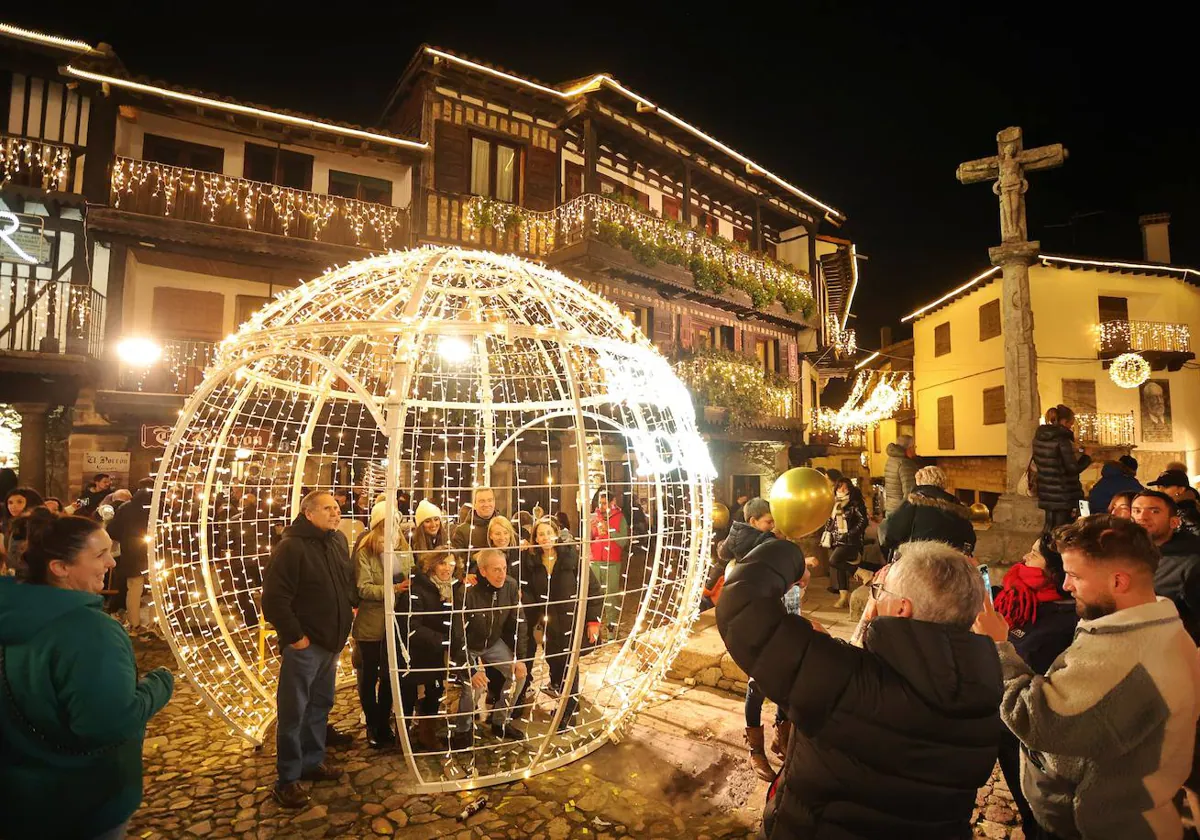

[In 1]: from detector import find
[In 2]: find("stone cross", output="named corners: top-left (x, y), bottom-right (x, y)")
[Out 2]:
top-left (957, 127), bottom-right (1067, 527)
top-left (957, 127), bottom-right (1068, 243)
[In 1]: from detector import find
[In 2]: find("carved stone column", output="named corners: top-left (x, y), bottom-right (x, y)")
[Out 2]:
top-left (13, 402), bottom-right (49, 492)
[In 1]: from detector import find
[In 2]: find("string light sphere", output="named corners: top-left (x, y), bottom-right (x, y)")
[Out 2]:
top-left (149, 246), bottom-right (715, 791)
top-left (1110, 353), bottom-right (1151, 389)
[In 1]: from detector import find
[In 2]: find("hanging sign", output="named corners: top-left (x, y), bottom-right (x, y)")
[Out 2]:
top-left (0, 211), bottom-right (51, 266)
top-left (140, 424), bottom-right (174, 449)
top-left (84, 451), bottom-right (131, 474)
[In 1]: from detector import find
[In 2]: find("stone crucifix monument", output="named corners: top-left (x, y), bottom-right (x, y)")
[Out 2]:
top-left (957, 126), bottom-right (1067, 530)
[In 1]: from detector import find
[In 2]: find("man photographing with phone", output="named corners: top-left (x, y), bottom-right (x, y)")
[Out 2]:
top-left (718, 538), bottom-right (1002, 838)
top-left (974, 515), bottom-right (1200, 840)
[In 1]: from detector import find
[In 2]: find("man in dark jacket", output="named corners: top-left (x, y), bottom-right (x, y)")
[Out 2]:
top-left (1088, 460), bottom-right (1143, 517)
top-left (718, 538), bottom-right (1002, 839)
top-left (70, 472), bottom-right (112, 518)
top-left (262, 491), bottom-right (357, 809)
top-left (1147, 469), bottom-right (1200, 538)
top-left (883, 435), bottom-right (919, 515)
top-left (700, 498), bottom-right (776, 611)
top-left (453, 548), bottom-right (529, 740)
top-left (880, 465), bottom-right (977, 557)
top-left (107, 479), bottom-right (154, 632)
top-left (1132, 490), bottom-right (1200, 642)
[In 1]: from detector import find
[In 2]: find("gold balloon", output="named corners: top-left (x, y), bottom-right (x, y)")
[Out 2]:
top-left (712, 501), bottom-right (731, 532)
top-left (769, 468), bottom-right (835, 540)
top-left (969, 502), bottom-right (991, 523)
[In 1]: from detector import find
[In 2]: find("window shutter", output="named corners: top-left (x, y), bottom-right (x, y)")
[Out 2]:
top-left (1062, 379), bottom-right (1098, 413)
top-left (979, 299), bottom-right (1002, 341)
top-left (652, 304), bottom-right (673, 352)
top-left (982, 386), bottom-right (1005, 425)
top-left (433, 120), bottom-right (469, 194)
top-left (937, 395), bottom-right (955, 450)
top-left (934, 322), bottom-right (951, 357)
top-left (525, 145), bottom-right (558, 211)
top-left (152, 288), bottom-right (224, 341)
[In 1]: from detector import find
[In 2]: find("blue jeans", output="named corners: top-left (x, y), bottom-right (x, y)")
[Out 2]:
top-left (465, 639), bottom-right (517, 727)
top-left (276, 642), bottom-right (339, 784)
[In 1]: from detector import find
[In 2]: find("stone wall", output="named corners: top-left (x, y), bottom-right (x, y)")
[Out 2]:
top-left (937, 456), bottom-right (1007, 496)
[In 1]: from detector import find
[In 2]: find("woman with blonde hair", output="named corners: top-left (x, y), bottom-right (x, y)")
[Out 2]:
top-left (351, 502), bottom-right (413, 748)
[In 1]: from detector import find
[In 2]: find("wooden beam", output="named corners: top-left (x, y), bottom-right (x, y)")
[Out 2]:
top-left (583, 117), bottom-right (599, 195)
top-left (682, 162), bottom-right (692, 223)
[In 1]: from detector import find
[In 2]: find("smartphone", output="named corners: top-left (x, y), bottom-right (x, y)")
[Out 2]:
top-left (1078, 500), bottom-right (1091, 517)
top-left (979, 563), bottom-right (993, 602)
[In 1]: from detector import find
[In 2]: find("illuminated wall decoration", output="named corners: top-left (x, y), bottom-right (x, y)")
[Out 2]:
top-left (149, 246), bottom-right (714, 790)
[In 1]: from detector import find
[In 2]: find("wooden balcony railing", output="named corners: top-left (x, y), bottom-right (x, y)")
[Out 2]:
top-left (1075, 412), bottom-right (1135, 447)
top-left (110, 158), bottom-right (410, 251)
top-left (420, 191), bottom-right (814, 314)
top-left (0, 278), bottom-right (104, 356)
top-left (1, 134), bottom-right (77, 192)
top-left (673, 349), bottom-right (804, 428)
top-left (1098, 319), bottom-right (1191, 355)
top-left (118, 338), bottom-right (215, 395)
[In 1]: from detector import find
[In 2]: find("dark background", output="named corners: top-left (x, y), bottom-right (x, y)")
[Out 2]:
top-left (10, 3), bottom-right (1197, 350)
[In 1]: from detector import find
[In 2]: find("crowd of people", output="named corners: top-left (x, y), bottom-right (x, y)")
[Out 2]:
top-left (709, 406), bottom-right (1200, 839)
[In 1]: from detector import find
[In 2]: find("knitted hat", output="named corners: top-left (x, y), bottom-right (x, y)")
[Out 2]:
top-left (370, 501), bottom-right (390, 530)
top-left (414, 498), bottom-right (442, 528)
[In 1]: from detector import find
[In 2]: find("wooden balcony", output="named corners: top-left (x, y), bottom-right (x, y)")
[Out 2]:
top-left (0, 278), bottom-right (104, 358)
top-left (1098, 319), bottom-right (1194, 371)
top-left (117, 338), bottom-right (216, 396)
top-left (108, 157), bottom-right (410, 252)
top-left (417, 191), bottom-right (816, 329)
top-left (673, 350), bottom-right (805, 440)
top-left (1, 134), bottom-right (78, 193)
top-left (1075, 412), bottom-right (1135, 447)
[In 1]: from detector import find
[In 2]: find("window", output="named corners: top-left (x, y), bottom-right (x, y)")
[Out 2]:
top-left (235, 295), bottom-right (269, 327)
top-left (1062, 379), bottom-right (1098, 413)
top-left (244, 143), bottom-right (313, 190)
top-left (756, 338), bottom-right (780, 374)
top-left (982, 386), bottom-right (1005, 425)
top-left (152, 288), bottom-right (224, 341)
top-left (328, 170), bottom-right (392, 204)
top-left (142, 134), bottom-right (224, 173)
top-left (955, 488), bottom-right (976, 506)
top-left (937, 395), bottom-right (955, 450)
top-left (979, 299), bottom-right (1002, 341)
top-left (934, 322), bottom-right (951, 357)
top-left (661, 194), bottom-right (681, 222)
top-left (565, 161), bottom-right (583, 201)
top-left (873, 426), bottom-right (881, 453)
top-left (469, 135), bottom-right (519, 202)
top-left (1098, 295), bottom-right (1129, 324)
top-left (619, 303), bottom-right (652, 336)
top-left (694, 326), bottom-right (714, 349)
top-left (733, 227), bottom-right (750, 246)
top-left (718, 325), bottom-right (735, 352)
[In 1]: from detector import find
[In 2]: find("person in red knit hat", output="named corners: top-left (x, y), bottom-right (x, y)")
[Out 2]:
top-left (992, 532), bottom-right (1079, 834)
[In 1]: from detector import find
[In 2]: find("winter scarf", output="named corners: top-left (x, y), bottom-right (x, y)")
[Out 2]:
top-left (994, 563), bottom-right (1061, 629)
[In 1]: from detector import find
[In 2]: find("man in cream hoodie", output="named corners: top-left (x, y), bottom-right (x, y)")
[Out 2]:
top-left (975, 515), bottom-right (1200, 840)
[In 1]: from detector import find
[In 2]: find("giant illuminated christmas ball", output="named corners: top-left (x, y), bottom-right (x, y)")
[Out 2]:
top-left (149, 246), bottom-right (715, 789)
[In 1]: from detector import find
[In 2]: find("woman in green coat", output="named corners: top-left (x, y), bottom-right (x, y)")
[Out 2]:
top-left (0, 509), bottom-right (174, 839)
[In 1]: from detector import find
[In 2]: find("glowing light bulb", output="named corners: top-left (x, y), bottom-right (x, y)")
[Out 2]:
top-left (116, 337), bottom-right (162, 367)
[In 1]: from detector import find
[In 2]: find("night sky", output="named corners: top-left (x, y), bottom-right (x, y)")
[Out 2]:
top-left (9, 5), bottom-right (1198, 349)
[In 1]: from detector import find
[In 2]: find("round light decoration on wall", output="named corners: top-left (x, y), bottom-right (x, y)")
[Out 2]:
top-left (1110, 352), bottom-right (1151, 389)
top-left (149, 246), bottom-right (715, 791)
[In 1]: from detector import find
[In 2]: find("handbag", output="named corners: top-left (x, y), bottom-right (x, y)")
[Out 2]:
top-left (0, 645), bottom-right (122, 759)
top-left (819, 530), bottom-right (832, 548)
top-left (1020, 456), bottom-right (1038, 497)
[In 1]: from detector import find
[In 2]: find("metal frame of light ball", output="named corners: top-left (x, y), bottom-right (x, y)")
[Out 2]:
top-left (147, 246), bottom-right (716, 792)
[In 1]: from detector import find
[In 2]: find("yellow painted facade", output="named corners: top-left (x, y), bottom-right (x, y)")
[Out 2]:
top-left (913, 260), bottom-right (1200, 474)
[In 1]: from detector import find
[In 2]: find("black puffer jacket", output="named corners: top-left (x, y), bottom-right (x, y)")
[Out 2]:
top-left (881, 485), bottom-right (977, 556)
top-left (719, 521), bottom-right (776, 563)
top-left (1032, 423), bottom-right (1091, 511)
top-left (401, 571), bottom-right (466, 683)
top-left (718, 539), bottom-right (1003, 840)
top-left (261, 516), bottom-right (356, 652)
top-left (1154, 531), bottom-right (1200, 643)
top-left (519, 543), bottom-right (603, 636)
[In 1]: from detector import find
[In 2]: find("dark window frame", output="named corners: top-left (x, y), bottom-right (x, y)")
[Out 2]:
top-left (327, 169), bottom-right (393, 205)
top-left (937, 395), bottom-right (955, 450)
top-left (243, 142), bottom-right (314, 190)
top-left (142, 133), bottom-right (225, 173)
top-left (979, 299), bottom-right (1002, 341)
top-left (934, 322), bottom-right (951, 357)
top-left (982, 385), bottom-right (1005, 425)
top-left (469, 132), bottom-right (521, 203)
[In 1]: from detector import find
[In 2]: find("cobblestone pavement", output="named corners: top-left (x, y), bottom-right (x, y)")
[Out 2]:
top-left (127, 573), bottom-right (1026, 839)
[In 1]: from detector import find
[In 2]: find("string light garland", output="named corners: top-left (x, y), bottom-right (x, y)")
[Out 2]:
top-left (1074, 411), bottom-right (1136, 446)
top-left (110, 158), bottom-right (407, 248)
top-left (812, 371), bottom-right (910, 444)
top-left (672, 348), bottom-right (798, 427)
top-left (1109, 352), bottom-right (1151, 389)
top-left (1098, 320), bottom-right (1191, 354)
top-left (150, 246), bottom-right (714, 792)
top-left (464, 193), bottom-right (815, 315)
top-left (825, 313), bottom-right (857, 358)
top-left (1, 135), bottom-right (72, 191)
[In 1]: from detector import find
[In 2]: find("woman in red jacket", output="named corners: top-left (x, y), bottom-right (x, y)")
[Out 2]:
top-left (589, 490), bottom-right (628, 630)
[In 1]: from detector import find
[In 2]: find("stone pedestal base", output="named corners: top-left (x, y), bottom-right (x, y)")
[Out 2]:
top-left (973, 494), bottom-right (1044, 565)
top-left (991, 493), bottom-right (1044, 530)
